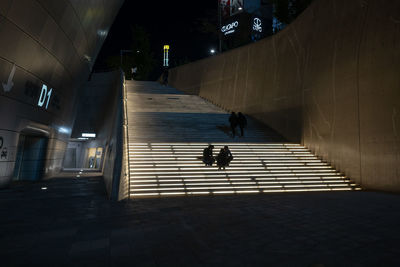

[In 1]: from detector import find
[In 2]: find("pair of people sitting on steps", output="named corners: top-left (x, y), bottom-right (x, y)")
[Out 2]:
top-left (202, 145), bottom-right (233, 170)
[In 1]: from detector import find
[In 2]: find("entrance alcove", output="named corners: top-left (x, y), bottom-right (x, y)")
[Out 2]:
top-left (13, 133), bottom-right (49, 181)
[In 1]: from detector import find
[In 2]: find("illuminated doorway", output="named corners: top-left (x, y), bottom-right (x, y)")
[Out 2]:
top-left (86, 147), bottom-right (103, 169)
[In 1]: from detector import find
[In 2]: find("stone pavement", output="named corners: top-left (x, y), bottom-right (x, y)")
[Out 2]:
top-left (1, 175), bottom-right (400, 266)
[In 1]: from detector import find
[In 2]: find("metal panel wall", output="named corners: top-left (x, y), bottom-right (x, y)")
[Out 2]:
top-left (0, 0), bottom-right (124, 187)
top-left (167, 0), bottom-right (400, 192)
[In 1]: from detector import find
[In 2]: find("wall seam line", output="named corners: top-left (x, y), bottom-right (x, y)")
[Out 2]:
top-left (356, 1), bottom-right (371, 187)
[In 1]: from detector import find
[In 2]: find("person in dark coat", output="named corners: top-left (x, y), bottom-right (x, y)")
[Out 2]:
top-left (229, 112), bottom-right (238, 138)
top-left (202, 145), bottom-right (215, 166)
top-left (216, 146), bottom-right (233, 170)
top-left (237, 112), bottom-right (247, 137)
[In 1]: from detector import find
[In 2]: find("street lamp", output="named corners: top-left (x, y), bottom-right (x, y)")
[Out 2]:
top-left (163, 45), bottom-right (170, 67)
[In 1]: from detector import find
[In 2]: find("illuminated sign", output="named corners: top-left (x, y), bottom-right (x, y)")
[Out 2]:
top-left (37, 84), bottom-right (53, 109)
top-left (253, 18), bottom-right (262, 32)
top-left (82, 133), bottom-right (96, 138)
top-left (221, 21), bottom-right (239, 35)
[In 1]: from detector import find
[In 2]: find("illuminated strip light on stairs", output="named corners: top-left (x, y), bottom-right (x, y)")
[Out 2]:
top-left (127, 143), bottom-right (361, 198)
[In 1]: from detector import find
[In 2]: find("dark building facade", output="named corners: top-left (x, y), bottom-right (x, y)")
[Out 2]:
top-left (220, 0), bottom-right (273, 51)
top-left (0, 0), bottom-right (124, 187)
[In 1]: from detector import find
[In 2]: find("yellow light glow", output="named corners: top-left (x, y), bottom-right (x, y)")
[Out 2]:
top-left (159, 183), bottom-right (184, 186)
top-left (231, 181), bottom-right (257, 185)
top-left (132, 187), bottom-right (185, 191)
top-left (185, 182), bottom-right (231, 186)
top-left (263, 189), bottom-right (285, 193)
top-left (259, 185), bottom-right (282, 188)
top-left (333, 188), bottom-right (353, 191)
top-left (213, 191), bottom-right (235, 194)
top-left (187, 192), bottom-right (210, 195)
top-left (130, 180), bottom-right (158, 183)
top-left (183, 178), bottom-right (230, 182)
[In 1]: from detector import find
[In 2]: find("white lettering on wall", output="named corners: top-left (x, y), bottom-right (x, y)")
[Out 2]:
top-left (253, 18), bottom-right (262, 32)
top-left (221, 21), bottom-right (239, 35)
top-left (37, 84), bottom-right (53, 110)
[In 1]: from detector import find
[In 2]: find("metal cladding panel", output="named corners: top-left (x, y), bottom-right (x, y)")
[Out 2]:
top-left (0, 0), bottom-right (124, 186)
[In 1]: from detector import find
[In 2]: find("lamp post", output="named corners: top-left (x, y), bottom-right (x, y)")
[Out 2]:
top-left (163, 45), bottom-right (170, 68)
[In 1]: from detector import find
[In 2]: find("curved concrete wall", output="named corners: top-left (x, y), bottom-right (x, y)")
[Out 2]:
top-left (168, 0), bottom-right (400, 192)
top-left (0, 0), bottom-right (123, 186)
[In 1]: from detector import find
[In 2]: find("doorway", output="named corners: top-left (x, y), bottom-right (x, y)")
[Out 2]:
top-left (13, 134), bottom-right (48, 181)
top-left (86, 147), bottom-right (103, 169)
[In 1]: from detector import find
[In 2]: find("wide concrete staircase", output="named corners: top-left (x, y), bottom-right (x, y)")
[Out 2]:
top-left (128, 143), bottom-right (360, 197)
top-left (124, 81), bottom-right (361, 198)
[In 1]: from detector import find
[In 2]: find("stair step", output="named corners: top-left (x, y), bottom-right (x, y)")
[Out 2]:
top-left (130, 186), bottom-right (361, 197)
top-left (130, 183), bottom-right (355, 191)
top-left (129, 160), bottom-right (323, 164)
top-left (128, 156), bottom-right (321, 160)
top-left (131, 177), bottom-right (349, 183)
top-left (131, 181), bottom-right (354, 188)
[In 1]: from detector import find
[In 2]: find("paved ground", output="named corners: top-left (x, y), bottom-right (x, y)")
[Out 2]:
top-left (1, 176), bottom-right (400, 267)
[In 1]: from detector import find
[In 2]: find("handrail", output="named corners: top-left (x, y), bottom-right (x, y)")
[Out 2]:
top-left (121, 70), bottom-right (131, 200)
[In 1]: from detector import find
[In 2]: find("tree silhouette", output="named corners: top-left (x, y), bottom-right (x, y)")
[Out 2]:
top-left (106, 25), bottom-right (155, 80)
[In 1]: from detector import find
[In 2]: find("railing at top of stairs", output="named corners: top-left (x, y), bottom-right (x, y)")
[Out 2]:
top-left (117, 70), bottom-right (131, 200)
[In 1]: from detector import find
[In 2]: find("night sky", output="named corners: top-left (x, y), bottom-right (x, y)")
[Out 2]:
top-left (94, 1), bottom-right (218, 79)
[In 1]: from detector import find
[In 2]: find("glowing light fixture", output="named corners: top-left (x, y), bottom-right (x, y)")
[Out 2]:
top-left (163, 45), bottom-right (169, 67)
top-left (126, 142), bottom-right (361, 198)
top-left (82, 133), bottom-right (96, 138)
top-left (58, 127), bottom-right (70, 134)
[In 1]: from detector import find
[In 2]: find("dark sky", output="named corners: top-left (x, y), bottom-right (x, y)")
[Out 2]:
top-left (94, 1), bottom-right (218, 78)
